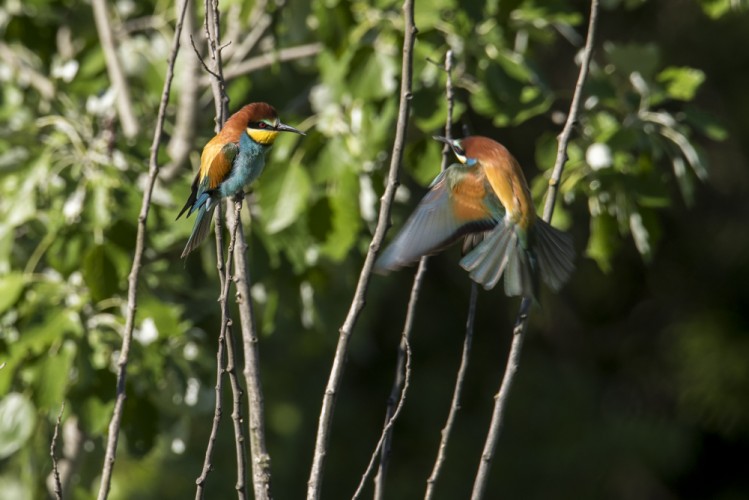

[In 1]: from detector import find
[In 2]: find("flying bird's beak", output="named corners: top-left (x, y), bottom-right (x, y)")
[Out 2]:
top-left (432, 135), bottom-right (450, 145)
top-left (276, 122), bottom-right (306, 135)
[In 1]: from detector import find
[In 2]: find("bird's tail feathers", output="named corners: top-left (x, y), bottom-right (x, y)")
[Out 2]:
top-left (460, 218), bottom-right (574, 298)
top-left (181, 203), bottom-right (216, 258)
top-left (533, 218), bottom-right (575, 291)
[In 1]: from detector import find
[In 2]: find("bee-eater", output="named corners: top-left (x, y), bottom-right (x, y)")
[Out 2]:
top-left (374, 135), bottom-right (574, 299)
top-left (177, 102), bottom-right (304, 258)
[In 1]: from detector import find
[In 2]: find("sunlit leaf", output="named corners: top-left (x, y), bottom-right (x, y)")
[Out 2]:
top-left (263, 162), bottom-right (312, 234)
top-left (0, 393), bottom-right (36, 459)
top-left (82, 243), bottom-right (119, 302)
top-left (657, 67), bottom-right (705, 101)
top-left (0, 272), bottom-right (24, 314)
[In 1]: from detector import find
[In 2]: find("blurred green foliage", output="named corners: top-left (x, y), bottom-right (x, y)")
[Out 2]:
top-left (1, 0), bottom-right (749, 498)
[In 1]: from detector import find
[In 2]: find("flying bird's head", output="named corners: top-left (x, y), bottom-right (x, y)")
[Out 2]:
top-left (433, 135), bottom-right (511, 168)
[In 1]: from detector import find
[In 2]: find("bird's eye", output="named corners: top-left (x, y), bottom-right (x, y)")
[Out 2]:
top-left (257, 122), bottom-right (267, 129)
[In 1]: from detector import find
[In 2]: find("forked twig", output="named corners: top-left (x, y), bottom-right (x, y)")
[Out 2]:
top-left (470, 2), bottom-right (599, 498)
top-left (306, 1), bottom-right (418, 498)
top-left (96, 1), bottom-right (190, 497)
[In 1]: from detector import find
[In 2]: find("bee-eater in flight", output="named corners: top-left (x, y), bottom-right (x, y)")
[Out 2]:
top-left (177, 102), bottom-right (304, 258)
top-left (375, 135), bottom-right (574, 299)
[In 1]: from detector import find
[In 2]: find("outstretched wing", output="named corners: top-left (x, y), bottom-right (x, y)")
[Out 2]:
top-left (374, 163), bottom-right (503, 272)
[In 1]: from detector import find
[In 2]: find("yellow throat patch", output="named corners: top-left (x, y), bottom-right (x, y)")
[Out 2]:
top-left (247, 128), bottom-right (279, 145)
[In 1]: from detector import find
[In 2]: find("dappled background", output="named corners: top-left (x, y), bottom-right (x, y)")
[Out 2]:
top-left (1, 0), bottom-right (749, 498)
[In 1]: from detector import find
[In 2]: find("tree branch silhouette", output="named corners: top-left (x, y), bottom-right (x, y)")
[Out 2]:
top-left (96, 1), bottom-right (190, 497)
top-left (306, 0), bottom-right (417, 498)
top-left (372, 48), bottom-right (456, 500)
top-left (470, 2), bottom-right (599, 498)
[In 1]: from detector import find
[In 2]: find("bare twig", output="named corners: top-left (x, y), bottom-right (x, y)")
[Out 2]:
top-left (371, 261), bottom-right (425, 500)
top-left (195, 271), bottom-right (228, 497)
top-left (306, 1), bottom-right (417, 498)
top-left (162, 3), bottom-right (199, 181)
top-left (353, 336), bottom-right (412, 500)
top-left (197, 0), bottom-right (254, 496)
top-left (225, 321), bottom-right (249, 497)
top-left (225, 0), bottom-right (272, 65)
top-left (50, 403), bottom-right (65, 500)
top-left (204, 0), bottom-right (228, 124)
top-left (373, 48), bottom-right (455, 500)
top-left (424, 50), bottom-right (478, 500)
top-left (96, 1), bottom-right (190, 498)
top-left (232, 201), bottom-right (272, 500)
top-left (209, 43), bottom-right (324, 84)
top-left (90, 0), bottom-right (139, 138)
top-left (195, 203), bottom-right (231, 498)
top-left (425, 282), bottom-right (478, 499)
top-left (470, 2), bottom-right (599, 498)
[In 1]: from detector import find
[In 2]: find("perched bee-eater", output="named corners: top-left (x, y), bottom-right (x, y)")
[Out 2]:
top-left (375, 135), bottom-right (574, 299)
top-left (177, 102), bottom-right (304, 257)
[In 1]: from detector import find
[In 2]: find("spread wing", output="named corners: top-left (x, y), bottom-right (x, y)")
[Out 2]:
top-left (374, 163), bottom-right (503, 272)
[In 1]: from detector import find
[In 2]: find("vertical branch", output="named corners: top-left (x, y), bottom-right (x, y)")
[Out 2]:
top-left (306, 1), bottom-right (417, 498)
top-left (90, 0), bottom-right (139, 138)
top-left (96, 1), bottom-right (190, 498)
top-left (200, 0), bottom-right (258, 497)
top-left (470, 2), bottom-right (599, 499)
top-left (371, 262), bottom-right (425, 500)
top-left (425, 283), bottom-right (477, 499)
top-left (423, 52), bottom-right (481, 500)
top-left (352, 337), bottom-right (412, 500)
top-left (50, 403), bottom-right (65, 500)
top-left (373, 48), bottom-right (455, 500)
top-left (232, 201), bottom-right (273, 500)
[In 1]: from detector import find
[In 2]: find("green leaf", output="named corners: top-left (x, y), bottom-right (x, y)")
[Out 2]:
top-left (586, 213), bottom-right (620, 273)
top-left (82, 243), bottom-right (119, 302)
top-left (604, 42), bottom-right (661, 81)
top-left (0, 272), bottom-right (24, 314)
top-left (0, 393), bottom-right (36, 459)
top-left (35, 340), bottom-right (75, 410)
top-left (263, 162), bottom-right (312, 234)
top-left (657, 67), bottom-right (705, 101)
top-left (320, 167), bottom-right (361, 261)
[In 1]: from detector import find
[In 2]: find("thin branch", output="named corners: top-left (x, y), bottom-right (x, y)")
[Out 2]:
top-left (90, 0), bottom-right (139, 138)
top-left (199, 0), bottom-right (253, 496)
top-left (470, 2), bottom-right (599, 498)
top-left (96, 0), bottom-right (190, 497)
top-left (424, 49), bottom-right (476, 500)
top-left (225, 321), bottom-right (250, 497)
top-left (208, 43), bottom-right (324, 84)
top-left (50, 403), bottom-right (65, 500)
top-left (373, 48), bottom-right (455, 500)
top-left (353, 336), bottom-right (412, 500)
top-left (372, 259), bottom-right (427, 500)
top-left (232, 200), bottom-right (272, 500)
top-left (225, 0), bottom-right (272, 65)
top-left (425, 282), bottom-right (477, 499)
top-left (306, 1), bottom-right (418, 498)
top-left (162, 3), bottom-right (199, 181)
top-left (195, 204), bottom-right (231, 499)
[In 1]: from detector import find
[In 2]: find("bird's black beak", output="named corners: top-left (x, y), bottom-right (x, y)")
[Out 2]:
top-left (276, 122), bottom-right (305, 135)
top-left (432, 135), bottom-right (450, 146)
